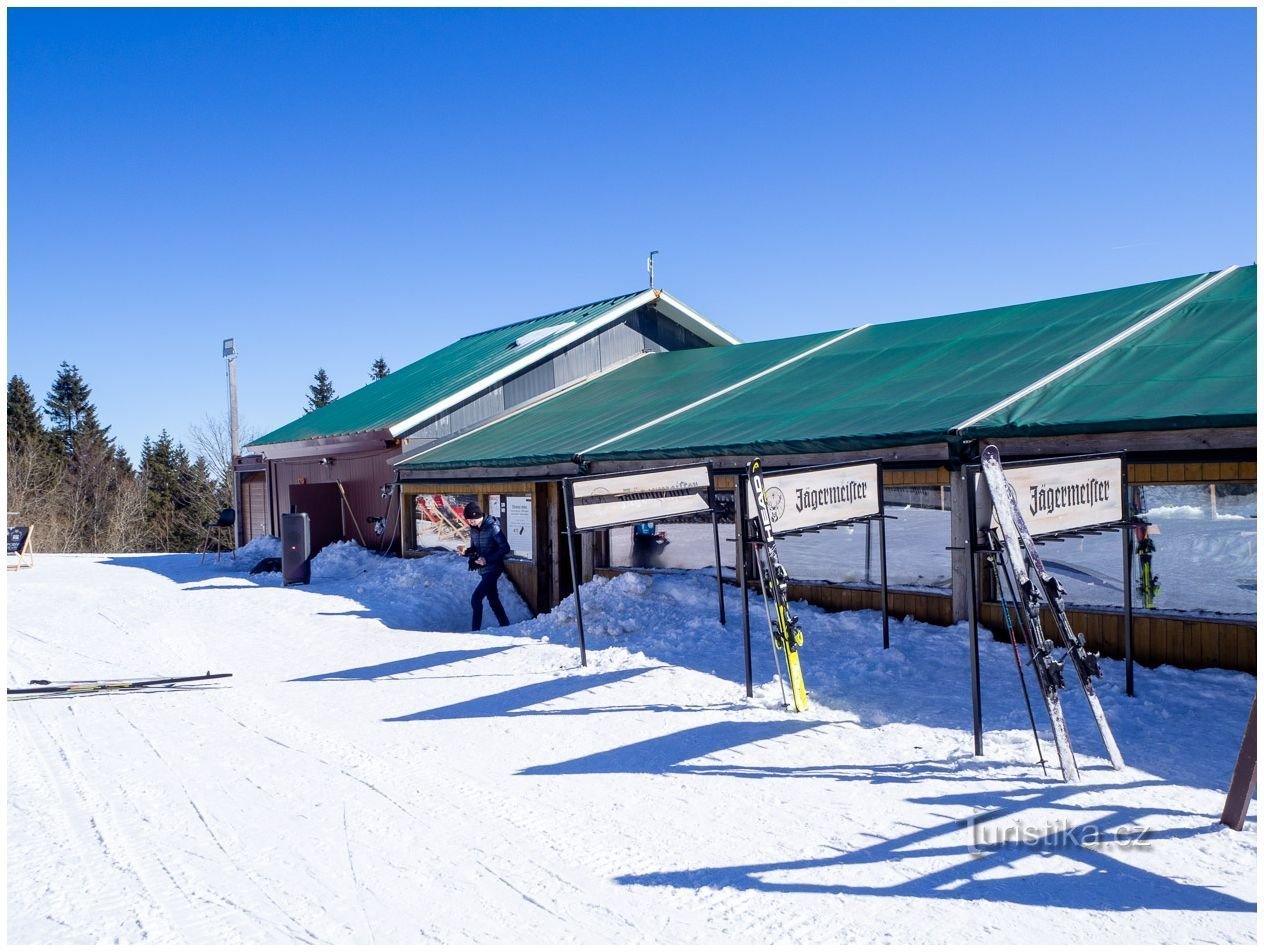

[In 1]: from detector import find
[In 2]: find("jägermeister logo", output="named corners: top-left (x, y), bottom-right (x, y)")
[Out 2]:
top-left (1028, 478), bottom-right (1111, 518)
top-left (796, 481), bottom-right (868, 514)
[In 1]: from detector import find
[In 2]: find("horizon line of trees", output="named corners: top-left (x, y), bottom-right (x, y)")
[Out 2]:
top-left (8, 364), bottom-right (230, 554)
top-left (8, 356), bottom-right (398, 553)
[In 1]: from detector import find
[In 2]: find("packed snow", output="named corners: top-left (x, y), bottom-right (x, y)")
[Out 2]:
top-left (7, 540), bottom-right (1257, 943)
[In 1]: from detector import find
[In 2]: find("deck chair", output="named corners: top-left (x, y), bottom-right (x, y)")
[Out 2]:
top-left (200, 508), bottom-right (236, 563)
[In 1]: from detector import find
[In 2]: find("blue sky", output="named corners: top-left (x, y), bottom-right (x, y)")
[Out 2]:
top-left (7, 7), bottom-right (1256, 463)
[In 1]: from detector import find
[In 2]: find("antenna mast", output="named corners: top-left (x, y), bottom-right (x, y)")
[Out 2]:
top-left (647, 250), bottom-right (658, 289)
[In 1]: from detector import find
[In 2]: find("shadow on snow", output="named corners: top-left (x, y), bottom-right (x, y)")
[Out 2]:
top-left (614, 778), bottom-right (1256, 914)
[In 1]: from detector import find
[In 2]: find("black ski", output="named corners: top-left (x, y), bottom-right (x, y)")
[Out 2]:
top-left (983, 445), bottom-right (1125, 772)
top-left (8, 671), bottom-right (232, 696)
top-left (981, 449), bottom-right (1080, 782)
top-left (747, 458), bottom-right (809, 712)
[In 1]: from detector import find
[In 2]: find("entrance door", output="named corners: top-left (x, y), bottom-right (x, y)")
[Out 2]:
top-left (289, 482), bottom-right (344, 555)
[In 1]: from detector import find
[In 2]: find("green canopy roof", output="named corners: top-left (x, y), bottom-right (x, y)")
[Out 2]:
top-left (399, 266), bottom-right (1253, 473)
top-left (957, 264), bottom-right (1256, 439)
top-left (250, 290), bottom-right (650, 447)
top-left (396, 331), bottom-right (851, 469)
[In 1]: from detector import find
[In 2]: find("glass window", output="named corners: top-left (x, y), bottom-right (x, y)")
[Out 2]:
top-left (1025, 482), bottom-right (1256, 617)
top-left (410, 492), bottom-right (477, 553)
top-left (604, 484), bottom-right (954, 592)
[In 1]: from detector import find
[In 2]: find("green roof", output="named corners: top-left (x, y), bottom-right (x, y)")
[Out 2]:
top-left (398, 266), bottom-right (1254, 472)
top-left (249, 290), bottom-right (649, 447)
top-left (957, 265), bottom-right (1256, 439)
top-left (397, 331), bottom-right (849, 469)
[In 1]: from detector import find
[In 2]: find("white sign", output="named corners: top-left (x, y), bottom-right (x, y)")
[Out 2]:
top-left (748, 461), bottom-right (881, 534)
top-left (976, 456), bottom-right (1124, 538)
top-left (570, 464), bottom-right (712, 531)
top-left (505, 495), bottom-right (534, 560)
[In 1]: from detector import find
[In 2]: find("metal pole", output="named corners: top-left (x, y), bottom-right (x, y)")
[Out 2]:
top-left (711, 507), bottom-right (726, 627)
top-left (225, 343), bottom-right (240, 546)
top-left (736, 474), bottom-right (753, 698)
top-left (1122, 523), bottom-right (1135, 697)
top-left (965, 466), bottom-right (984, 756)
top-left (562, 481), bottom-right (587, 667)
top-left (879, 514), bottom-right (890, 650)
top-left (865, 519), bottom-right (872, 584)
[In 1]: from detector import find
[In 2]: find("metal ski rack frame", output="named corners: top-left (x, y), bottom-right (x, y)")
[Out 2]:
top-left (964, 450), bottom-right (1135, 759)
top-left (734, 458), bottom-right (890, 699)
top-left (563, 461), bottom-right (726, 667)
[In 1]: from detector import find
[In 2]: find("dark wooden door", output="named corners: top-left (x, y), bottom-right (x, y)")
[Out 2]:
top-left (289, 482), bottom-right (344, 555)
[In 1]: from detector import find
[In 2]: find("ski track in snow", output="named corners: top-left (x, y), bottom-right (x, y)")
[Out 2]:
top-left (6, 544), bottom-right (1257, 943)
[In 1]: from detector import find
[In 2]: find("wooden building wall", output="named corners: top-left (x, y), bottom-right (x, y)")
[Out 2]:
top-left (270, 449), bottom-right (399, 551)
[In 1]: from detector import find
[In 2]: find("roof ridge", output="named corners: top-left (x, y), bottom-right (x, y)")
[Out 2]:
top-left (456, 289), bottom-right (647, 340)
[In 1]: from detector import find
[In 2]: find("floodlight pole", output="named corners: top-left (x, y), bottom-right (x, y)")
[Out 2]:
top-left (224, 338), bottom-right (240, 543)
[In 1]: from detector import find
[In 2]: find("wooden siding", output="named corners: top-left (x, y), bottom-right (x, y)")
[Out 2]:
top-left (272, 449), bottom-right (398, 547)
top-left (240, 473), bottom-right (267, 543)
top-left (1129, 460), bottom-right (1257, 484)
top-left (784, 582), bottom-right (957, 626)
top-left (978, 602), bottom-right (1255, 674)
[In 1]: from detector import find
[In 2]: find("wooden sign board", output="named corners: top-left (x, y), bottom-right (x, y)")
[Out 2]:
top-left (974, 455), bottom-right (1125, 540)
top-left (7, 525), bottom-right (34, 570)
top-left (568, 463), bottom-right (714, 532)
top-left (747, 460), bottom-right (882, 535)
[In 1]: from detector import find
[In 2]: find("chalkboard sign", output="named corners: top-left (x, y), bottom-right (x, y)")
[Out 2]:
top-left (7, 525), bottom-right (33, 569)
top-left (8, 526), bottom-right (30, 553)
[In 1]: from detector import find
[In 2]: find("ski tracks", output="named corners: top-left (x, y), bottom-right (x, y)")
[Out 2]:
top-left (9, 696), bottom-right (323, 942)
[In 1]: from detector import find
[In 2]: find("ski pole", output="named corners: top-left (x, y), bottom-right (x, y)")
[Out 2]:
top-left (988, 539), bottom-right (1047, 776)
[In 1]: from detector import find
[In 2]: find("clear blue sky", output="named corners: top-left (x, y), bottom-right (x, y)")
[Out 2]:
top-left (7, 7), bottom-right (1256, 463)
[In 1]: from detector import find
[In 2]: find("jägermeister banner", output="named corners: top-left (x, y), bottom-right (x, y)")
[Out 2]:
top-left (569, 463), bottom-right (714, 532)
top-left (748, 461), bottom-right (881, 535)
top-left (976, 455), bottom-right (1124, 538)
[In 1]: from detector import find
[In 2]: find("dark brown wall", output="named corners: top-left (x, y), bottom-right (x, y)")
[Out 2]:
top-left (272, 449), bottom-right (398, 547)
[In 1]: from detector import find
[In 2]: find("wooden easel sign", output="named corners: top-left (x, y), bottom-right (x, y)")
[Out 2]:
top-left (7, 525), bottom-right (34, 570)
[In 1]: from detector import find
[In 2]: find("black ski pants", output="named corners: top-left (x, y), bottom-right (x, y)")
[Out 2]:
top-left (471, 567), bottom-right (510, 631)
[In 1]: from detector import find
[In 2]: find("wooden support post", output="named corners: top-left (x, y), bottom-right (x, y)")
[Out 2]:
top-left (1221, 698), bottom-right (1257, 832)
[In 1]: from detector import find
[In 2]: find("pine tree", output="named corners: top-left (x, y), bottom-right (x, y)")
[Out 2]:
top-left (45, 362), bottom-right (111, 458)
top-left (370, 356), bottom-right (391, 380)
top-left (305, 368), bottom-right (336, 413)
top-left (140, 432), bottom-right (226, 551)
top-left (7, 375), bottom-right (44, 452)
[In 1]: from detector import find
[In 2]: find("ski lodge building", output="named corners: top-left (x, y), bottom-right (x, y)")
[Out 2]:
top-left (237, 290), bottom-right (740, 553)
top-left (236, 265), bottom-right (1257, 673)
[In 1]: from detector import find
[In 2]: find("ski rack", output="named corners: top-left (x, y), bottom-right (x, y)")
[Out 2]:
top-left (562, 462), bottom-right (726, 667)
top-left (964, 449), bottom-right (1136, 762)
top-left (733, 458), bottom-right (890, 699)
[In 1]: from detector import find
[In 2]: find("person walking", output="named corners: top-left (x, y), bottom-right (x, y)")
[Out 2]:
top-left (456, 502), bottom-right (512, 630)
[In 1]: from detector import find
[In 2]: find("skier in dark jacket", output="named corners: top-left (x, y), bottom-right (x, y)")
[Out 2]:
top-left (456, 502), bottom-right (511, 630)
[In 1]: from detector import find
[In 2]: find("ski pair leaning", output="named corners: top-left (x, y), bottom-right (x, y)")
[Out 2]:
top-left (981, 445), bottom-right (1124, 782)
top-left (747, 458), bottom-right (810, 713)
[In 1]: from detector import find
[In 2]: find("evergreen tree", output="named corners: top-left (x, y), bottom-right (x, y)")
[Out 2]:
top-left (370, 356), bottom-right (391, 380)
top-left (140, 432), bottom-right (225, 551)
top-left (7, 375), bottom-right (44, 452)
top-left (305, 368), bottom-right (336, 413)
top-left (45, 362), bottom-right (111, 458)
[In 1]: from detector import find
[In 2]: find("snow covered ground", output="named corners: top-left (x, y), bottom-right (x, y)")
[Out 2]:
top-left (7, 542), bottom-right (1257, 943)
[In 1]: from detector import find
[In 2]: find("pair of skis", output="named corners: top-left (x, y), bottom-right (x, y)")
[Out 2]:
top-left (8, 671), bottom-right (232, 697)
top-left (981, 445), bottom-right (1124, 782)
top-left (747, 459), bottom-right (810, 712)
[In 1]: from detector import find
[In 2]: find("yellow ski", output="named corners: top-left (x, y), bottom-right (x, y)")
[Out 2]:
top-left (748, 458), bottom-right (809, 712)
